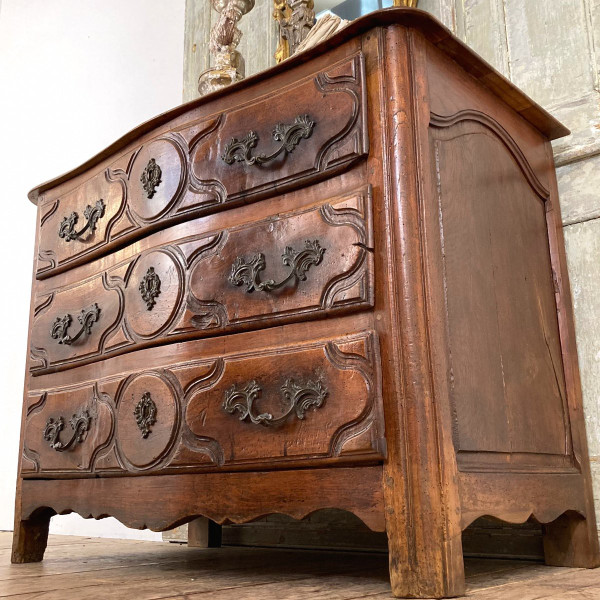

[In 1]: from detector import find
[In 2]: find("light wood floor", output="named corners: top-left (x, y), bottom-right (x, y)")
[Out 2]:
top-left (1, 531), bottom-right (599, 599)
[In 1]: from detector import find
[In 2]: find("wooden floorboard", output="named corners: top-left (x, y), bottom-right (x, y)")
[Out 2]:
top-left (0, 534), bottom-right (108, 550)
top-left (0, 532), bottom-right (599, 599)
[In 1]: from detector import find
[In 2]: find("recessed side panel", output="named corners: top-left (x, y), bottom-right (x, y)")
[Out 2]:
top-left (428, 114), bottom-right (572, 474)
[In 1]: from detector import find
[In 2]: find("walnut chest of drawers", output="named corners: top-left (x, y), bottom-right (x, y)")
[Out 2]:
top-left (12, 8), bottom-right (600, 598)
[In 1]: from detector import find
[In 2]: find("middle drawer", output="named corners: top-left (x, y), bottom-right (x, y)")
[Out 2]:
top-left (30, 186), bottom-right (374, 375)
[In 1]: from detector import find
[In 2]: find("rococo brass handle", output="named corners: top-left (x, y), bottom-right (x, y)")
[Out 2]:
top-left (50, 303), bottom-right (101, 345)
top-left (221, 114), bottom-right (315, 166)
top-left (222, 378), bottom-right (328, 426)
top-left (43, 407), bottom-right (92, 452)
top-left (58, 199), bottom-right (105, 242)
top-left (229, 239), bottom-right (325, 293)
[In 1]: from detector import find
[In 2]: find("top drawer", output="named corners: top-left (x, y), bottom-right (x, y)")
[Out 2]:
top-left (36, 52), bottom-right (369, 279)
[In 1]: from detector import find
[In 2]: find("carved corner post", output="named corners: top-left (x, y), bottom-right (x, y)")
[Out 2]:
top-left (198, 0), bottom-right (255, 97)
top-left (273, 0), bottom-right (315, 63)
top-left (540, 139), bottom-right (600, 569)
top-left (12, 503), bottom-right (54, 564)
top-left (378, 25), bottom-right (464, 598)
top-left (12, 203), bottom-right (54, 564)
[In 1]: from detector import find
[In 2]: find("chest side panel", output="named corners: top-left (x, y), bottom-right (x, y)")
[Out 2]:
top-left (425, 44), bottom-right (573, 474)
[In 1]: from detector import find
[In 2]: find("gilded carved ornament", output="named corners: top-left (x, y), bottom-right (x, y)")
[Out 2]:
top-left (273, 1), bottom-right (315, 63)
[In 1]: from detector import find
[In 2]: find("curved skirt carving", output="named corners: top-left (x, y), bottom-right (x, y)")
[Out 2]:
top-left (19, 467), bottom-right (387, 533)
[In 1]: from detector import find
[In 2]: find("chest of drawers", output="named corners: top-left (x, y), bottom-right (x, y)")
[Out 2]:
top-left (12, 8), bottom-right (600, 598)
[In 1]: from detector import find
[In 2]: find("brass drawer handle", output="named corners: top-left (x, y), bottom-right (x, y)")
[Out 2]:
top-left (58, 199), bottom-right (105, 242)
top-left (221, 114), bottom-right (315, 166)
top-left (43, 407), bottom-right (92, 452)
top-left (223, 378), bottom-right (328, 426)
top-left (229, 239), bottom-right (325, 293)
top-left (50, 303), bottom-right (101, 345)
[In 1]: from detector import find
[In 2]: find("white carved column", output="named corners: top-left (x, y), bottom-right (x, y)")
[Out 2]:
top-left (197, 0), bottom-right (255, 96)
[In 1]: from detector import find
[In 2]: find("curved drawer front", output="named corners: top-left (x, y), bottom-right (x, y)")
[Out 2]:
top-left (35, 51), bottom-right (368, 279)
top-left (22, 384), bottom-right (114, 475)
top-left (186, 52), bottom-right (367, 207)
top-left (30, 188), bottom-right (374, 375)
top-left (23, 330), bottom-right (385, 476)
top-left (37, 170), bottom-right (125, 278)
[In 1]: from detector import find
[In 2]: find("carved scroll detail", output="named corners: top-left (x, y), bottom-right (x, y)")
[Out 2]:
top-left (273, 1), bottom-right (315, 60)
top-left (197, 0), bottom-right (255, 96)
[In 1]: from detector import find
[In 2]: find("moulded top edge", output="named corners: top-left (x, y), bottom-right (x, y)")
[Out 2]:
top-left (27, 7), bottom-right (568, 205)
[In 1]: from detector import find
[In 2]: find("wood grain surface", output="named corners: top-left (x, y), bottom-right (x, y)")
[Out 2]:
top-left (23, 329), bottom-right (385, 476)
top-left (30, 186), bottom-right (374, 375)
top-left (35, 51), bottom-right (368, 279)
top-left (3, 532), bottom-right (600, 600)
top-left (18, 467), bottom-right (386, 533)
top-left (13, 8), bottom-right (599, 600)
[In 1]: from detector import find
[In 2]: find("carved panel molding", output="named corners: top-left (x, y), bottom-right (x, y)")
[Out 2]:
top-left (30, 188), bottom-right (374, 376)
top-left (428, 110), bottom-right (573, 475)
top-left (23, 331), bottom-right (384, 477)
top-left (36, 52), bottom-right (368, 281)
top-left (429, 110), bottom-right (550, 200)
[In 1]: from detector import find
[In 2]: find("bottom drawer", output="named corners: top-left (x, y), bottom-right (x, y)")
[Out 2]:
top-left (22, 330), bottom-right (385, 476)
